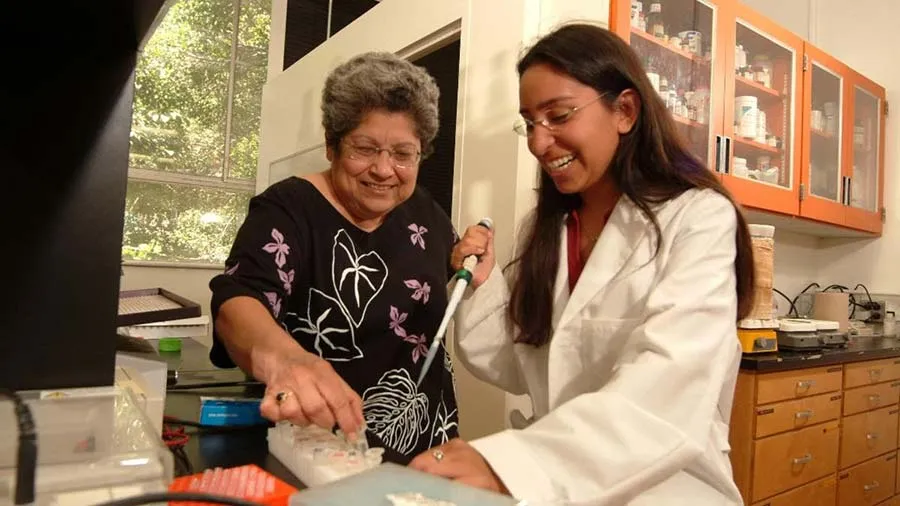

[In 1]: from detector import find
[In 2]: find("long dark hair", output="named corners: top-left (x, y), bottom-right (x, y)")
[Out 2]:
top-left (507, 23), bottom-right (755, 347)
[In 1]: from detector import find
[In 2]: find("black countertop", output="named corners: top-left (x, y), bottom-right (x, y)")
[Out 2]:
top-left (741, 337), bottom-right (900, 372)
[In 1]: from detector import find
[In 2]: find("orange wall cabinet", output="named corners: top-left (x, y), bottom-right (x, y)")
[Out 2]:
top-left (611, 0), bottom-right (888, 236)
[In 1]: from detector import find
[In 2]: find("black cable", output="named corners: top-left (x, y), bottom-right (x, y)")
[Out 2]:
top-left (773, 288), bottom-right (798, 317)
top-left (167, 380), bottom-right (262, 391)
top-left (854, 284), bottom-right (874, 303)
top-left (790, 282), bottom-right (820, 317)
top-left (11, 404), bottom-right (36, 506)
top-left (822, 284), bottom-right (849, 292)
top-left (92, 492), bottom-right (265, 506)
top-left (0, 389), bottom-right (36, 506)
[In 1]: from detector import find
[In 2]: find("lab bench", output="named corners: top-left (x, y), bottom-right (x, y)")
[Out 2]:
top-left (731, 339), bottom-right (900, 505)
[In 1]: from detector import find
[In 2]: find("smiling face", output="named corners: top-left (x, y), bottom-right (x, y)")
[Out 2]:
top-left (327, 109), bottom-right (421, 223)
top-left (519, 63), bottom-right (632, 195)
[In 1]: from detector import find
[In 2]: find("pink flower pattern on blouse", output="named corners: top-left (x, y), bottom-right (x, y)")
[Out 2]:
top-left (404, 279), bottom-right (431, 304)
top-left (408, 224), bottom-right (427, 250)
top-left (262, 228), bottom-right (290, 268)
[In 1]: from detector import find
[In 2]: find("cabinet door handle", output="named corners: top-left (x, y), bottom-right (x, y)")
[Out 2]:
top-left (723, 137), bottom-right (732, 174)
top-left (869, 368), bottom-right (883, 380)
top-left (868, 394), bottom-right (882, 404)
top-left (795, 410), bottom-right (815, 419)
top-left (797, 380), bottom-right (816, 390)
top-left (715, 135), bottom-right (723, 173)
top-left (841, 176), bottom-right (848, 205)
top-left (864, 481), bottom-right (880, 492)
top-left (847, 177), bottom-right (853, 206)
top-left (867, 432), bottom-right (880, 441)
top-left (792, 453), bottom-right (813, 465)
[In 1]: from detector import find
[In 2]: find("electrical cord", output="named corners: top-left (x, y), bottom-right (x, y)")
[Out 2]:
top-left (92, 492), bottom-right (265, 506)
top-left (167, 380), bottom-right (262, 392)
top-left (855, 283), bottom-right (874, 303)
top-left (0, 389), bottom-right (36, 506)
top-left (790, 282), bottom-right (820, 317)
top-left (773, 288), bottom-right (798, 318)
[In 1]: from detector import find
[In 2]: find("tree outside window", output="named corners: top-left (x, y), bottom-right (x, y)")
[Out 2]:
top-left (123, 0), bottom-right (270, 264)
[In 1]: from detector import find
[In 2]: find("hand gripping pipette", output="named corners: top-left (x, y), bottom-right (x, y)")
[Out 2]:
top-left (415, 218), bottom-right (493, 388)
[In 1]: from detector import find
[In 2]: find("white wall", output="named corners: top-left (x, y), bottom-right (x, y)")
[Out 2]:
top-left (739, 0), bottom-right (813, 40)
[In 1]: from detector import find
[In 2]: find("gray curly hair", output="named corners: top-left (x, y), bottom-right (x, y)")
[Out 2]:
top-left (322, 52), bottom-right (440, 158)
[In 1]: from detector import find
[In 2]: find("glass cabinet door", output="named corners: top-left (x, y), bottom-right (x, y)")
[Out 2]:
top-left (730, 21), bottom-right (795, 189)
top-left (849, 85), bottom-right (881, 213)
top-left (627, 0), bottom-right (718, 168)
top-left (807, 62), bottom-right (842, 202)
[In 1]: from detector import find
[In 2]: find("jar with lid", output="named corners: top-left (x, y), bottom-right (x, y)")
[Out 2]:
top-left (752, 55), bottom-right (773, 87)
top-left (630, 1), bottom-right (643, 29)
top-left (647, 2), bottom-right (665, 39)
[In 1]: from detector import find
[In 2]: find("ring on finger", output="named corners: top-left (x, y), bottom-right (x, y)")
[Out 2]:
top-left (432, 449), bottom-right (444, 462)
top-left (275, 390), bottom-right (293, 404)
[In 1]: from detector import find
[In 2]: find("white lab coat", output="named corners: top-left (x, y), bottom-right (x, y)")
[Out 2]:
top-left (455, 188), bottom-right (744, 506)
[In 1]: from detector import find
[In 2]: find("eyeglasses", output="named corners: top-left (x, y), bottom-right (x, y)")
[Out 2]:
top-left (342, 141), bottom-right (421, 169)
top-left (513, 94), bottom-right (608, 137)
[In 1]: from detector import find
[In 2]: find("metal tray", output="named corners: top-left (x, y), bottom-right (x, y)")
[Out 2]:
top-left (117, 288), bottom-right (201, 326)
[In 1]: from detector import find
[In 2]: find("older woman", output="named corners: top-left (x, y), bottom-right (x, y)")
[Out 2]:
top-left (209, 52), bottom-right (459, 464)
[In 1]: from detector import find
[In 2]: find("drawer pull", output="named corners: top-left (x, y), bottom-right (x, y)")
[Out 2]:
top-left (866, 432), bottom-right (880, 441)
top-left (796, 380), bottom-right (816, 389)
top-left (869, 369), bottom-right (883, 380)
top-left (868, 394), bottom-right (882, 403)
top-left (794, 410), bottom-right (814, 419)
top-left (792, 453), bottom-right (813, 465)
top-left (864, 481), bottom-right (880, 492)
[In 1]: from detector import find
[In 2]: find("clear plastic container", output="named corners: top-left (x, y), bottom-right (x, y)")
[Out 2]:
top-left (0, 387), bottom-right (171, 506)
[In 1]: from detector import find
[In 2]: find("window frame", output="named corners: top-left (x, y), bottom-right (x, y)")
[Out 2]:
top-left (123, 0), bottom-right (266, 268)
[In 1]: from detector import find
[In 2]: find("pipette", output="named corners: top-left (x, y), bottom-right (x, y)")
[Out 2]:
top-left (415, 218), bottom-right (493, 388)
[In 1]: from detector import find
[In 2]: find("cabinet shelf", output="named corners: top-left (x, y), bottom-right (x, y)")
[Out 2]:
top-left (672, 115), bottom-right (708, 129)
top-left (631, 28), bottom-right (709, 65)
top-left (735, 75), bottom-right (782, 101)
top-left (733, 136), bottom-right (782, 156)
top-left (811, 129), bottom-right (836, 140)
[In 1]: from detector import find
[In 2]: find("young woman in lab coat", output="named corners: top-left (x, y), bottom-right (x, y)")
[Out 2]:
top-left (409, 23), bottom-right (755, 505)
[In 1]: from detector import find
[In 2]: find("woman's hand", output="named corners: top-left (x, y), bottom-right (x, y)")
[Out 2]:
top-left (257, 347), bottom-right (365, 438)
top-left (409, 438), bottom-right (509, 495)
top-left (451, 225), bottom-right (494, 288)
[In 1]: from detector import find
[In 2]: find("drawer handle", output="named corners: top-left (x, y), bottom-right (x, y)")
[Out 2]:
top-left (867, 432), bottom-right (880, 441)
top-left (795, 410), bottom-right (815, 419)
top-left (868, 394), bottom-right (882, 403)
top-left (792, 453), bottom-right (813, 465)
top-left (864, 481), bottom-right (880, 492)
top-left (869, 369), bottom-right (883, 380)
top-left (796, 380), bottom-right (816, 389)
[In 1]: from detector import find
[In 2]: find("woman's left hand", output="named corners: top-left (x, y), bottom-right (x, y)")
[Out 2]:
top-left (408, 438), bottom-right (510, 495)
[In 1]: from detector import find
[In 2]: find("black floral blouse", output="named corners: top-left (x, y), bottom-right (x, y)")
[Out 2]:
top-left (209, 177), bottom-right (459, 464)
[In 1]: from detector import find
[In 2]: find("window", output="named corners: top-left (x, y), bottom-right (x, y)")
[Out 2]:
top-left (123, 0), bottom-right (271, 264)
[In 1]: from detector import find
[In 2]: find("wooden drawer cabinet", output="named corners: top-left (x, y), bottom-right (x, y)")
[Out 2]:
top-left (751, 475), bottom-right (836, 506)
top-left (757, 366), bottom-right (843, 405)
top-left (731, 356), bottom-right (900, 505)
top-left (837, 452), bottom-right (897, 506)
top-left (844, 381), bottom-right (900, 416)
top-left (752, 420), bottom-right (840, 500)
top-left (755, 393), bottom-right (842, 438)
top-left (840, 406), bottom-right (900, 469)
top-left (845, 359), bottom-right (900, 389)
